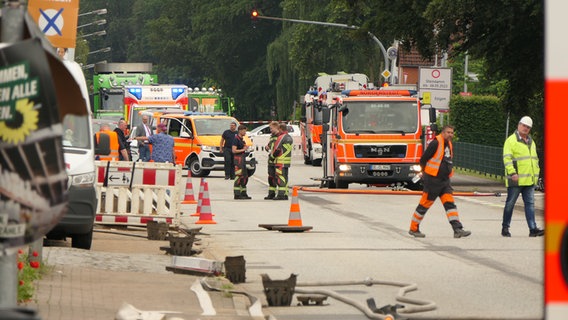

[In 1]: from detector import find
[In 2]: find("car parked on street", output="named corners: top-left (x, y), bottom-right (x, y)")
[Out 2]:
top-left (246, 123), bottom-right (300, 137)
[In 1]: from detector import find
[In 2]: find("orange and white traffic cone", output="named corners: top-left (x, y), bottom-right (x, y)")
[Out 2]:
top-left (196, 180), bottom-right (216, 224)
top-left (181, 170), bottom-right (197, 204)
top-left (259, 186), bottom-right (312, 232)
top-left (191, 178), bottom-right (205, 217)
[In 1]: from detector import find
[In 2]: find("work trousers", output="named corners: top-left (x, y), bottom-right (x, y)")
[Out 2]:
top-left (233, 154), bottom-right (249, 196)
top-left (502, 185), bottom-right (537, 230)
top-left (410, 176), bottom-right (463, 231)
top-left (275, 164), bottom-right (289, 197)
top-left (267, 164), bottom-right (276, 196)
top-left (223, 148), bottom-right (235, 179)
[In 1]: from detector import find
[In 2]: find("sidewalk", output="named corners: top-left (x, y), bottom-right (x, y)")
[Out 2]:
top-left (26, 227), bottom-right (263, 320)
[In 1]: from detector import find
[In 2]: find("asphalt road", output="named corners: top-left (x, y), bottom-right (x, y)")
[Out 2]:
top-left (190, 149), bottom-right (544, 320)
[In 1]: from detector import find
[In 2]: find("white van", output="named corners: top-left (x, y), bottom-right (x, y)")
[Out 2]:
top-left (45, 61), bottom-right (97, 249)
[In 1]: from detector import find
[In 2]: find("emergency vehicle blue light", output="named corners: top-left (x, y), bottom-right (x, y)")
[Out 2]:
top-left (183, 111), bottom-right (227, 116)
top-left (306, 90), bottom-right (318, 95)
top-left (171, 87), bottom-right (187, 99)
top-left (127, 87), bottom-right (143, 100)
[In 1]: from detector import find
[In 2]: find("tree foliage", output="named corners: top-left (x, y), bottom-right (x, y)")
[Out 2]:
top-left (78, 0), bottom-right (543, 132)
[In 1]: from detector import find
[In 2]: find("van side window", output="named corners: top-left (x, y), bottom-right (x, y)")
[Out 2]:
top-left (169, 119), bottom-right (182, 137)
top-left (182, 119), bottom-right (194, 136)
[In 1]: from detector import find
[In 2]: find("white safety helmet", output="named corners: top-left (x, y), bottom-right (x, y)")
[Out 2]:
top-left (519, 116), bottom-right (533, 128)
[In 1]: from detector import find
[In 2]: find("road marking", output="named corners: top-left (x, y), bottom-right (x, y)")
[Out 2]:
top-left (190, 279), bottom-right (216, 315)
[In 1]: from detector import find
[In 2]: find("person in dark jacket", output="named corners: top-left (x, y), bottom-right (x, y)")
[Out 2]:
top-left (408, 125), bottom-right (471, 238)
top-left (264, 121), bottom-right (280, 199)
top-left (114, 119), bottom-right (130, 161)
top-left (271, 123), bottom-right (293, 200)
top-left (220, 121), bottom-right (237, 179)
top-left (232, 124), bottom-right (251, 199)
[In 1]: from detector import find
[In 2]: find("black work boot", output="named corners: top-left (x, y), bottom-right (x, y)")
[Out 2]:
top-left (264, 193), bottom-right (275, 200)
top-left (273, 195), bottom-right (288, 200)
top-left (501, 227), bottom-right (511, 237)
top-left (529, 228), bottom-right (545, 237)
top-left (240, 193), bottom-right (252, 200)
top-left (454, 228), bottom-right (472, 238)
top-left (408, 229), bottom-right (426, 238)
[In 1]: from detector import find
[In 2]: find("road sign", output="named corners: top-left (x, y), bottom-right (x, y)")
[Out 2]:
top-left (419, 67), bottom-right (452, 90)
top-left (420, 90), bottom-right (451, 110)
top-left (381, 69), bottom-right (391, 79)
top-left (27, 0), bottom-right (80, 48)
top-left (422, 92), bottom-right (431, 105)
top-left (106, 167), bottom-right (132, 186)
top-left (418, 67), bottom-right (452, 109)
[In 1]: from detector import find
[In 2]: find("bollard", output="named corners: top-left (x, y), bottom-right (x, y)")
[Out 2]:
top-left (261, 273), bottom-right (297, 306)
top-left (224, 255), bottom-right (246, 284)
top-left (146, 221), bottom-right (169, 240)
top-left (168, 234), bottom-right (195, 256)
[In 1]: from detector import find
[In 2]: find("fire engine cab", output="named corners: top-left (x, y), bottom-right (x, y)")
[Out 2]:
top-left (320, 88), bottom-right (437, 189)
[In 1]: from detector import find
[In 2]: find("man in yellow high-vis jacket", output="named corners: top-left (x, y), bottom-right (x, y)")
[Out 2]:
top-left (502, 116), bottom-right (544, 237)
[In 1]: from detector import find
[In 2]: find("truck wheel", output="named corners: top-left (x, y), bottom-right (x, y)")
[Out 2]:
top-left (333, 175), bottom-right (349, 189)
top-left (188, 157), bottom-right (209, 177)
top-left (312, 158), bottom-right (322, 166)
top-left (72, 229), bottom-right (93, 250)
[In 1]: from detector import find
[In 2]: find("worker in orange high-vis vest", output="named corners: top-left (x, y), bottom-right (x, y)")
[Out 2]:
top-left (408, 125), bottom-right (471, 239)
top-left (95, 123), bottom-right (120, 160)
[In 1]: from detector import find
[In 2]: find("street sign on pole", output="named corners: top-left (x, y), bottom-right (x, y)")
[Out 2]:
top-left (418, 67), bottom-right (452, 109)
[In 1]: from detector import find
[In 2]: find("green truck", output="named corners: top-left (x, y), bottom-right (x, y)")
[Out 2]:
top-left (92, 62), bottom-right (158, 121)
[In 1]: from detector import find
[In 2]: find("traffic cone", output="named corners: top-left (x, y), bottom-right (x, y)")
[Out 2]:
top-left (259, 186), bottom-right (312, 232)
top-left (181, 170), bottom-right (197, 204)
top-left (196, 180), bottom-right (216, 224)
top-left (191, 178), bottom-right (205, 217)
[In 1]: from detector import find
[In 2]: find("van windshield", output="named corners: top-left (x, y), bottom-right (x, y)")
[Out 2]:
top-left (62, 114), bottom-right (91, 149)
top-left (193, 118), bottom-right (237, 135)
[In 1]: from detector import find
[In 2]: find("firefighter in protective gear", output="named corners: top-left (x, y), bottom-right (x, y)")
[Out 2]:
top-left (232, 125), bottom-right (251, 200)
top-left (95, 123), bottom-right (120, 160)
top-left (501, 116), bottom-right (544, 237)
top-left (408, 125), bottom-right (471, 238)
top-left (271, 123), bottom-right (293, 200)
top-left (264, 122), bottom-right (280, 200)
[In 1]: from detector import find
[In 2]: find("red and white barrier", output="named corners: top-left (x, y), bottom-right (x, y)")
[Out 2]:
top-left (94, 161), bottom-right (183, 227)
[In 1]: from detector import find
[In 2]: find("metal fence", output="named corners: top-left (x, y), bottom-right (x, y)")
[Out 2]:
top-left (453, 142), bottom-right (505, 179)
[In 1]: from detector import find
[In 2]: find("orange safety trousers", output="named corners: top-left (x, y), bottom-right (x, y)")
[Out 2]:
top-left (410, 192), bottom-right (461, 231)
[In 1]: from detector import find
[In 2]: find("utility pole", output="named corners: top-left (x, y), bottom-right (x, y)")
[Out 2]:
top-left (251, 11), bottom-right (391, 83)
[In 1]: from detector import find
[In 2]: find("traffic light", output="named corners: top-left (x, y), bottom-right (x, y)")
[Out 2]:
top-left (251, 9), bottom-right (259, 21)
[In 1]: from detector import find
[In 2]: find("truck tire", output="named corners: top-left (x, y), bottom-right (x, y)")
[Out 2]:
top-left (72, 229), bottom-right (93, 250)
top-left (188, 157), bottom-right (210, 177)
top-left (312, 158), bottom-right (322, 166)
top-left (333, 174), bottom-right (349, 189)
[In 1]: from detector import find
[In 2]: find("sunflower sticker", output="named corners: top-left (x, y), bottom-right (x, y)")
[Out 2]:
top-left (1, 38), bottom-right (68, 251)
top-left (0, 62), bottom-right (40, 144)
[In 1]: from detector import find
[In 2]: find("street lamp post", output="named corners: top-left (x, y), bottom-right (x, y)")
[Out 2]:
top-left (77, 19), bottom-right (106, 29)
top-left (78, 30), bottom-right (106, 39)
top-left (253, 13), bottom-right (391, 83)
top-left (87, 47), bottom-right (111, 55)
top-left (78, 8), bottom-right (107, 17)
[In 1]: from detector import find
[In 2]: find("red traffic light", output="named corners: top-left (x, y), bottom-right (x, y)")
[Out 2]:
top-left (251, 9), bottom-right (259, 19)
